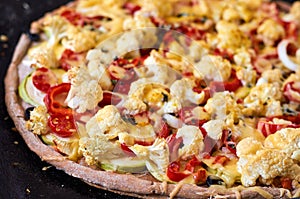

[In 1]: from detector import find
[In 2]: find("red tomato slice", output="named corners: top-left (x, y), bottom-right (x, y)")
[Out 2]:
top-left (157, 121), bottom-right (170, 139)
top-left (98, 92), bottom-right (122, 107)
top-left (210, 73), bottom-right (242, 93)
top-left (48, 114), bottom-right (76, 137)
top-left (59, 49), bottom-right (85, 71)
top-left (123, 2), bottom-right (141, 15)
top-left (185, 156), bottom-right (202, 172)
top-left (60, 9), bottom-right (105, 28)
top-left (32, 67), bottom-right (57, 93)
top-left (167, 161), bottom-right (191, 182)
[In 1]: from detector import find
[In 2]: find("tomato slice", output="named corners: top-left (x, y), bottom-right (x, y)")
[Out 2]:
top-left (48, 114), bottom-right (76, 137)
top-left (60, 9), bottom-right (106, 28)
top-left (123, 2), bottom-right (141, 15)
top-left (185, 156), bottom-right (202, 172)
top-left (59, 49), bottom-right (85, 71)
top-left (167, 161), bottom-right (191, 182)
top-left (157, 120), bottom-right (170, 139)
top-left (257, 118), bottom-right (300, 137)
top-left (209, 70), bottom-right (242, 93)
top-left (32, 67), bottom-right (57, 93)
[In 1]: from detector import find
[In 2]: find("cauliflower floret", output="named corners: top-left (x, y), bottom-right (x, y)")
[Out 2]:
top-left (26, 106), bottom-right (49, 135)
top-left (42, 15), bottom-right (69, 48)
top-left (264, 128), bottom-right (300, 162)
top-left (256, 69), bottom-right (283, 86)
top-left (222, 7), bottom-right (240, 22)
top-left (237, 0), bottom-right (263, 10)
top-left (134, 50), bottom-right (178, 86)
top-left (130, 138), bottom-right (170, 181)
top-left (204, 92), bottom-right (242, 125)
top-left (257, 19), bottom-right (285, 46)
top-left (236, 66), bottom-right (257, 87)
top-left (65, 65), bottom-right (103, 113)
top-left (79, 132), bottom-right (124, 165)
top-left (243, 83), bottom-right (282, 117)
top-left (123, 12), bottom-right (155, 30)
top-left (116, 29), bottom-right (157, 58)
top-left (61, 26), bottom-right (98, 53)
top-left (195, 54), bottom-right (232, 82)
top-left (216, 20), bottom-right (250, 53)
top-left (291, 1), bottom-right (300, 22)
top-left (237, 131), bottom-right (300, 187)
top-left (138, 0), bottom-right (174, 17)
top-left (29, 46), bottom-right (58, 68)
top-left (176, 125), bottom-right (204, 159)
top-left (202, 119), bottom-right (225, 140)
top-left (124, 82), bottom-right (169, 114)
top-left (240, 149), bottom-right (300, 186)
top-left (170, 78), bottom-right (206, 105)
top-left (86, 105), bottom-right (127, 139)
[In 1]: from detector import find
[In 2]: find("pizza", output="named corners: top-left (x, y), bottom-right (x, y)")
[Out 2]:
top-left (5, 0), bottom-right (300, 198)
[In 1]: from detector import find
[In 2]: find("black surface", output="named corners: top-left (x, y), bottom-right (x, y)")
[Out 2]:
top-left (0, 1), bottom-right (135, 199)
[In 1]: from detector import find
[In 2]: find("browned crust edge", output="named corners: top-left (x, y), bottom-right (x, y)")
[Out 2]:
top-left (3, 1), bottom-right (295, 198)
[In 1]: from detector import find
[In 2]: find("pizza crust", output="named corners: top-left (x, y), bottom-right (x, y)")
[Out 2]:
top-left (4, 0), bottom-right (297, 198)
top-left (5, 33), bottom-right (292, 199)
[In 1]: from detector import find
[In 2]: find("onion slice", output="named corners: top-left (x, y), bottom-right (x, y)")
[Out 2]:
top-left (278, 39), bottom-right (299, 71)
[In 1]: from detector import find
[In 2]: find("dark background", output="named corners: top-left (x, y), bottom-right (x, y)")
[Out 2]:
top-left (0, 0), bottom-right (134, 198)
top-left (0, 0), bottom-right (298, 199)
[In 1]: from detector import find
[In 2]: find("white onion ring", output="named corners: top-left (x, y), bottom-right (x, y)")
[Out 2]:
top-left (163, 114), bottom-right (183, 129)
top-left (278, 39), bottom-right (299, 71)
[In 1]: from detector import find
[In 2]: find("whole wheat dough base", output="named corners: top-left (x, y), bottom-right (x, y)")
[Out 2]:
top-left (4, 32), bottom-right (293, 199)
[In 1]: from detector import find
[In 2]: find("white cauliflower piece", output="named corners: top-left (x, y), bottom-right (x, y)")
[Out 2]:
top-left (216, 20), bottom-right (250, 52)
top-left (257, 19), bottom-right (285, 46)
top-left (243, 83), bottom-right (282, 117)
top-left (26, 106), bottom-right (49, 135)
top-left (123, 11), bottom-right (155, 30)
top-left (130, 138), bottom-right (170, 181)
top-left (204, 92), bottom-right (242, 125)
top-left (264, 128), bottom-right (300, 162)
top-left (29, 46), bottom-right (58, 68)
top-left (202, 119), bottom-right (225, 140)
top-left (79, 132), bottom-right (124, 165)
top-left (236, 66), bottom-right (257, 87)
top-left (42, 15), bottom-right (69, 48)
top-left (256, 69), bottom-right (283, 86)
top-left (138, 0), bottom-right (174, 17)
top-left (237, 132), bottom-right (300, 187)
top-left (195, 54), bottom-right (232, 82)
top-left (65, 65), bottom-right (103, 113)
top-left (176, 125), bottom-right (204, 159)
top-left (170, 78), bottom-right (206, 105)
top-left (62, 26), bottom-right (98, 53)
top-left (291, 1), bottom-right (300, 22)
top-left (86, 105), bottom-right (127, 139)
top-left (124, 82), bottom-right (169, 114)
top-left (135, 50), bottom-right (178, 87)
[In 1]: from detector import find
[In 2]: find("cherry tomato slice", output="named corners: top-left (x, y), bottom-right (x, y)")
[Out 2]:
top-left (32, 67), bottom-right (57, 93)
top-left (167, 161), bottom-right (191, 182)
top-left (59, 49), bottom-right (85, 71)
top-left (48, 114), bottom-right (76, 137)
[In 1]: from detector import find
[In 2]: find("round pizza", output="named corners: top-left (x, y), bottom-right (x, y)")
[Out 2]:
top-left (5, 0), bottom-right (300, 198)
